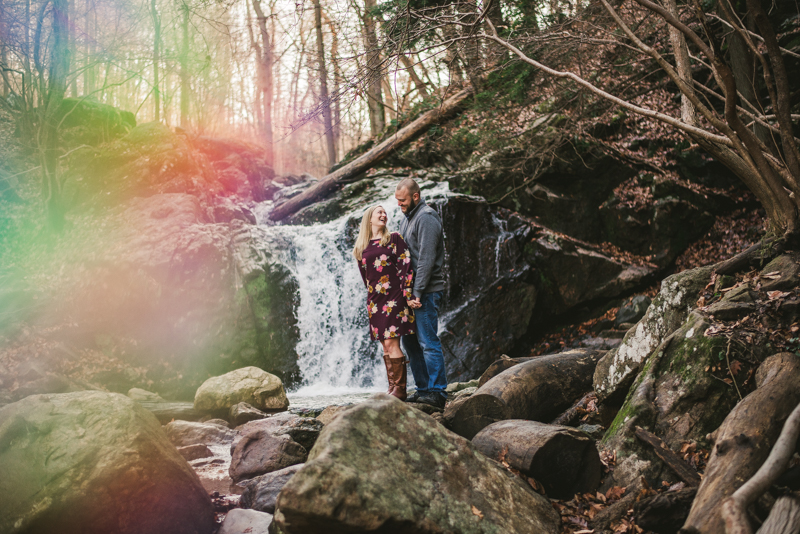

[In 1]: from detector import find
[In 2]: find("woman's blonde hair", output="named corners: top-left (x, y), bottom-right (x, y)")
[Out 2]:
top-left (353, 205), bottom-right (392, 261)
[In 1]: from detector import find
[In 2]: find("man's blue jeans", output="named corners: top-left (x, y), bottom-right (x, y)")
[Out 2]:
top-left (402, 291), bottom-right (447, 398)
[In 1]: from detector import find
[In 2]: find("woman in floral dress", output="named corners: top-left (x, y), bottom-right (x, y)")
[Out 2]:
top-left (353, 205), bottom-right (415, 400)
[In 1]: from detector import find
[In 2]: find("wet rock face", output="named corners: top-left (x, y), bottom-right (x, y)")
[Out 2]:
top-left (0, 391), bottom-right (214, 534)
top-left (274, 394), bottom-right (560, 534)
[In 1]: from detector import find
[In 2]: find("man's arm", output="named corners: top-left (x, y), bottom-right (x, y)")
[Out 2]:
top-left (412, 212), bottom-right (442, 298)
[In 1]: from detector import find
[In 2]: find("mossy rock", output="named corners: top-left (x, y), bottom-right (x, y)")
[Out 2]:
top-left (601, 311), bottom-right (762, 487)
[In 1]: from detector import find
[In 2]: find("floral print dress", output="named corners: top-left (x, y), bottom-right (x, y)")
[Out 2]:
top-left (359, 232), bottom-right (415, 340)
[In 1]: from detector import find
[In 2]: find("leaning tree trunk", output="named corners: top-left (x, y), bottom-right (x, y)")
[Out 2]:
top-left (447, 348), bottom-right (601, 439)
top-left (268, 85), bottom-right (474, 221)
top-left (682, 352), bottom-right (800, 534)
top-left (472, 420), bottom-right (601, 499)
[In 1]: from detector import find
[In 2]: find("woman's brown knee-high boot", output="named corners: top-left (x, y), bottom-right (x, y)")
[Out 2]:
top-left (382, 355), bottom-right (393, 394)
top-left (386, 358), bottom-right (407, 401)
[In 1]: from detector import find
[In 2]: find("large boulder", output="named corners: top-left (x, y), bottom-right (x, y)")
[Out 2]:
top-left (0, 391), bottom-right (214, 534)
top-left (194, 366), bottom-right (289, 414)
top-left (593, 264), bottom-right (715, 403)
top-left (273, 394), bottom-right (560, 534)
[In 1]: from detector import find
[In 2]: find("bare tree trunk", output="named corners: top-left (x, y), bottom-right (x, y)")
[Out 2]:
top-left (323, 11), bottom-right (342, 154)
top-left (312, 0), bottom-right (336, 167)
top-left (151, 0), bottom-right (161, 121)
top-left (362, 0), bottom-right (385, 136)
top-left (179, 1), bottom-right (190, 129)
top-left (67, 0), bottom-right (77, 97)
top-left (252, 0), bottom-right (274, 167)
top-left (42, 0), bottom-right (70, 231)
top-left (0, 0), bottom-right (8, 98)
top-left (83, 0), bottom-right (96, 96)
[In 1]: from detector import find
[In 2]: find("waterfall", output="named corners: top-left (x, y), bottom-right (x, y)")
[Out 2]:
top-left (255, 180), bottom-right (450, 395)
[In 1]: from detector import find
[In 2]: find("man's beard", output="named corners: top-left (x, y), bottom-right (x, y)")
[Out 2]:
top-left (406, 198), bottom-right (417, 212)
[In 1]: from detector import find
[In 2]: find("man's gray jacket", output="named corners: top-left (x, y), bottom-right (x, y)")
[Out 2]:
top-left (398, 197), bottom-right (445, 298)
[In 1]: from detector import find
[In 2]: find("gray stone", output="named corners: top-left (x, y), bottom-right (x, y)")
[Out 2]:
top-left (760, 253), bottom-right (800, 291)
top-left (0, 391), bottom-right (214, 534)
top-left (218, 508), bottom-right (273, 534)
top-left (127, 388), bottom-right (165, 402)
top-left (229, 402), bottom-right (268, 426)
top-left (234, 412), bottom-right (323, 452)
top-left (194, 367), bottom-right (289, 414)
top-left (273, 394), bottom-right (560, 534)
top-left (229, 430), bottom-right (307, 483)
top-left (616, 295), bottom-right (652, 326)
top-left (240, 464), bottom-right (304, 513)
top-left (316, 405), bottom-right (350, 426)
top-left (136, 401), bottom-right (204, 424)
top-left (165, 419), bottom-right (236, 447)
top-left (445, 379), bottom-right (480, 393)
top-left (177, 443), bottom-right (214, 461)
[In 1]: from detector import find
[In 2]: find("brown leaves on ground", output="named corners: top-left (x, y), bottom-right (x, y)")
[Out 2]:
top-left (697, 269), bottom-right (800, 395)
top-left (554, 486), bottom-right (640, 534)
top-left (673, 207), bottom-right (764, 273)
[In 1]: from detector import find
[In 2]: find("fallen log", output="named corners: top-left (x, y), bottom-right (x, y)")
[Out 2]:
top-left (478, 355), bottom-right (535, 387)
top-left (682, 353), bottom-right (800, 534)
top-left (268, 86), bottom-right (474, 221)
top-left (722, 401), bottom-right (800, 534)
top-left (449, 348), bottom-right (601, 439)
top-left (472, 420), bottom-right (601, 499)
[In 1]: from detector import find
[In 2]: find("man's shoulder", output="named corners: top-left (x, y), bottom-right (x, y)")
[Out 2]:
top-left (416, 205), bottom-right (442, 226)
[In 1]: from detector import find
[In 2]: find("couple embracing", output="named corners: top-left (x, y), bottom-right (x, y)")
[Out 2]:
top-left (352, 178), bottom-right (448, 409)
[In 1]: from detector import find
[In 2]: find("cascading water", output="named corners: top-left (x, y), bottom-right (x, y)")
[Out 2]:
top-left (254, 180), bottom-right (451, 400)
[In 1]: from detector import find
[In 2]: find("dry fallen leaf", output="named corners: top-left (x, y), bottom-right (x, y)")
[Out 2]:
top-left (767, 290), bottom-right (790, 300)
top-left (471, 505), bottom-right (483, 519)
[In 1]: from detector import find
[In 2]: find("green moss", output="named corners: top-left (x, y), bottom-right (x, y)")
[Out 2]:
top-left (603, 349), bottom-right (659, 443)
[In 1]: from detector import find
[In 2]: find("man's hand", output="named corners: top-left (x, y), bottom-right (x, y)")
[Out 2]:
top-left (407, 298), bottom-right (422, 309)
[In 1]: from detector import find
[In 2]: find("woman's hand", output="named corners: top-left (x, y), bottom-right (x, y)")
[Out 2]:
top-left (406, 297), bottom-right (422, 309)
